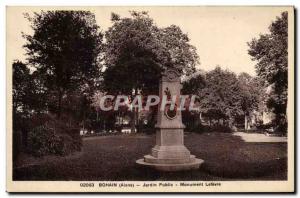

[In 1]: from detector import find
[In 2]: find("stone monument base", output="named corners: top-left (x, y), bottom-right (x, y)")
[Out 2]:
top-left (136, 148), bottom-right (204, 172)
top-left (136, 134), bottom-right (204, 171)
top-left (136, 156), bottom-right (203, 172)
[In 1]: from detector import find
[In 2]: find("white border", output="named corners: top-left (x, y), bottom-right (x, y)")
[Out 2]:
top-left (1, 0), bottom-right (299, 197)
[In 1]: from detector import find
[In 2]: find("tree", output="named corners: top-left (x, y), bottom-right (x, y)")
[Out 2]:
top-left (13, 60), bottom-right (48, 156)
top-left (103, 11), bottom-right (199, 132)
top-left (23, 11), bottom-right (103, 118)
top-left (13, 61), bottom-right (32, 115)
top-left (104, 11), bottom-right (199, 76)
top-left (181, 70), bottom-right (206, 129)
top-left (200, 67), bottom-right (243, 126)
top-left (13, 60), bottom-right (47, 114)
top-left (182, 67), bottom-right (243, 127)
top-left (248, 12), bottom-right (288, 133)
top-left (182, 70), bottom-right (206, 95)
top-left (181, 67), bottom-right (264, 130)
top-left (12, 60), bottom-right (33, 159)
top-left (237, 73), bottom-right (263, 130)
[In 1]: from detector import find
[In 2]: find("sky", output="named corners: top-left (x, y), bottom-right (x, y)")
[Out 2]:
top-left (7, 6), bottom-right (289, 76)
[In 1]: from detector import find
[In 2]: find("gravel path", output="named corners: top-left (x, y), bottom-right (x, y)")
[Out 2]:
top-left (233, 132), bottom-right (287, 142)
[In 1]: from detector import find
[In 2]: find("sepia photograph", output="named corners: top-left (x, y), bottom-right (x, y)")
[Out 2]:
top-left (6, 6), bottom-right (294, 192)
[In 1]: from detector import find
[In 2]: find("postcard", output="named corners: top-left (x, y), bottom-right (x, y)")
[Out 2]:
top-left (6, 6), bottom-right (294, 192)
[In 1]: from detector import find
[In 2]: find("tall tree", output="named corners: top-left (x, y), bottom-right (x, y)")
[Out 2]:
top-left (248, 12), bottom-right (288, 133)
top-left (13, 60), bottom-right (47, 115)
top-left (237, 73), bottom-right (263, 130)
top-left (23, 11), bottom-right (103, 118)
top-left (182, 70), bottom-right (206, 95)
top-left (103, 11), bottom-right (199, 132)
top-left (181, 70), bottom-right (206, 129)
top-left (13, 61), bottom-right (32, 116)
top-left (200, 67), bottom-right (243, 126)
top-left (104, 11), bottom-right (199, 77)
top-left (13, 60), bottom-right (48, 154)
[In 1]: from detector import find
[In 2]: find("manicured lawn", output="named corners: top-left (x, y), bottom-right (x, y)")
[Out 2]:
top-left (13, 132), bottom-right (287, 181)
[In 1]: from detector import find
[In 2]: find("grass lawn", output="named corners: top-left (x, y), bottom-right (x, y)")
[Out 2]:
top-left (13, 132), bottom-right (287, 181)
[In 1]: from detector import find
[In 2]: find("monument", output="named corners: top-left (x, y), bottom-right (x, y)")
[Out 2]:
top-left (136, 68), bottom-right (204, 171)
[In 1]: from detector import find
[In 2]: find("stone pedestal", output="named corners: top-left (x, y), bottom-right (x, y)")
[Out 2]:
top-left (136, 68), bottom-right (203, 171)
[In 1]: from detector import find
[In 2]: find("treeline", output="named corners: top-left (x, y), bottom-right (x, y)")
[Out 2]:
top-left (182, 11), bottom-right (288, 134)
top-left (13, 11), bottom-right (103, 159)
top-left (182, 67), bottom-right (265, 133)
top-left (13, 10), bottom-right (199, 158)
top-left (12, 10), bottom-right (288, 159)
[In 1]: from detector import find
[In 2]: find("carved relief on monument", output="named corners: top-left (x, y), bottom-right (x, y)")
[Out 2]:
top-left (166, 69), bottom-right (178, 81)
top-left (164, 87), bottom-right (177, 120)
top-left (163, 68), bottom-right (180, 82)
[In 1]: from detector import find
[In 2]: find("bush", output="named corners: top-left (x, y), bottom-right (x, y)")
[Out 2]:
top-left (185, 123), bottom-right (204, 133)
top-left (27, 125), bottom-right (55, 156)
top-left (26, 115), bottom-right (82, 157)
top-left (188, 124), bottom-right (232, 133)
top-left (256, 122), bottom-right (273, 131)
top-left (140, 122), bottom-right (156, 134)
top-left (208, 125), bottom-right (232, 133)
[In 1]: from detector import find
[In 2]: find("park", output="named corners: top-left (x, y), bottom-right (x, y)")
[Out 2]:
top-left (11, 8), bottom-right (288, 181)
top-left (13, 132), bottom-right (286, 180)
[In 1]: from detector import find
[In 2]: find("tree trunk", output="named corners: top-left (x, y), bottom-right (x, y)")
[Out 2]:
top-left (103, 120), bottom-right (106, 132)
top-left (136, 108), bottom-right (139, 133)
top-left (199, 112), bottom-right (202, 123)
top-left (57, 89), bottom-right (62, 118)
top-left (244, 114), bottom-right (248, 131)
top-left (131, 108), bottom-right (136, 133)
top-left (121, 112), bottom-right (124, 128)
top-left (131, 90), bottom-right (138, 133)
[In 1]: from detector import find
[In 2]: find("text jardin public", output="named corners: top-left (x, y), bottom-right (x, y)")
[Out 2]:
top-left (97, 95), bottom-right (199, 112)
top-left (96, 182), bottom-right (221, 187)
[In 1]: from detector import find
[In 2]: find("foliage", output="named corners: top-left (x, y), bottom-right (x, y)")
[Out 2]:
top-left (103, 11), bottom-right (199, 132)
top-left (27, 125), bottom-right (60, 156)
top-left (103, 11), bottom-right (200, 93)
top-left (200, 67), bottom-right (243, 122)
top-left (27, 115), bottom-right (81, 157)
top-left (13, 61), bottom-right (48, 159)
top-left (103, 54), bottom-right (161, 95)
top-left (238, 73), bottom-right (257, 115)
top-left (13, 60), bottom-right (51, 116)
top-left (203, 125), bottom-right (232, 133)
top-left (237, 73), bottom-right (265, 129)
top-left (182, 70), bottom-right (206, 95)
top-left (23, 11), bottom-right (103, 117)
top-left (182, 109), bottom-right (201, 131)
top-left (104, 11), bottom-right (199, 77)
top-left (248, 12), bottom-right (288, 133)
top-left (182, 67), bottom-right (263, 129)
top-left (13, 61), bottom-right (31, 114)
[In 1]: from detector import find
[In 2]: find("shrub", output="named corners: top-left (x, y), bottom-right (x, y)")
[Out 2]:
top-left (185, 123), bottom-right (204, 133)
top-left (27, 125), bottom-right (56, 156)
top-left (26, 115), bottom-right (82, 157)
top-left (188, 124), bottom-right (232, 133)
top-left (209, 125), bottom-right (232, 133)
